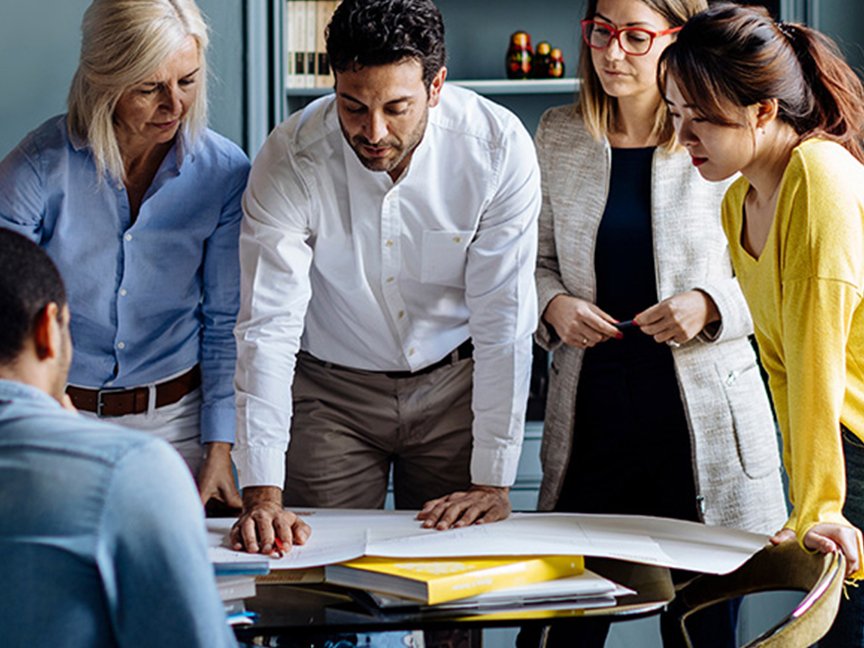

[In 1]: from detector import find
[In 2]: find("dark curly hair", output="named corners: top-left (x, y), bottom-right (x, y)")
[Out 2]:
top-left (0, 229), bottom-right (67, 364)
top-left (326, 0), bottom-right (446, 89)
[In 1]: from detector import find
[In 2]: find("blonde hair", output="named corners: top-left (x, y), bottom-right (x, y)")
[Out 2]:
top-left (67, 0), bottom-right (209, 181)
top-left (578, 0), bottom-right (707, 149)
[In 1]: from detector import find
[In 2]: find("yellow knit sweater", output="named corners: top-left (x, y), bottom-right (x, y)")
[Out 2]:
top-left (722, 139), bottom-right (864, 580)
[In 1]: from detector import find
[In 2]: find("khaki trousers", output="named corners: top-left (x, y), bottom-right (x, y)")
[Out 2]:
top-left (283, 351), bottom-right (474, 510)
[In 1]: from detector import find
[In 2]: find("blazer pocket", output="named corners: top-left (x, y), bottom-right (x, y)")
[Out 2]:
top-left (420, 230), bottom-right (472, 287)
top-left (716, 360), bottom-right (780, 479)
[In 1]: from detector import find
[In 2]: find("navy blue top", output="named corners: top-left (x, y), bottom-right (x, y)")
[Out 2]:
top-left (594, 146), bottom-right (657, 323)
top-left (564, 147), bottom-right (698, 522)
top-left (587, 145), bottom-right (671, 365)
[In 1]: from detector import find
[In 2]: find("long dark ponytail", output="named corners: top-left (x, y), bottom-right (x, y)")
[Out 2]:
top-left (658, 2), bottom-right (864, 162)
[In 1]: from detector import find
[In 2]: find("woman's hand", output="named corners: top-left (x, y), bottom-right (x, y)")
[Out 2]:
top-left (543, 294), bottom-right (621, 349)
top-left (634, 290), bottom-right (719, 347)
top-left (772, 526), bottom-right (861, 577)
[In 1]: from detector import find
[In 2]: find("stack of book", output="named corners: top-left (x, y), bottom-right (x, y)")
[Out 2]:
top-left (214, 558), bottom-right (270, 625)
top-left (324, 554), bottom-right (628, 610)
top-left (284, 0), bottom-right (341, 89)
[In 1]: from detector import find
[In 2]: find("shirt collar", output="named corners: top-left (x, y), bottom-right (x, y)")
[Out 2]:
top-left (66, 120), bottom-right (193, 173)
top-left (0, 380), bottom-right (63, 410)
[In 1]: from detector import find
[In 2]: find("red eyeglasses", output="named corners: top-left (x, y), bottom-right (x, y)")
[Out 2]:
top-left (581, 19), bottom-right (682, 56)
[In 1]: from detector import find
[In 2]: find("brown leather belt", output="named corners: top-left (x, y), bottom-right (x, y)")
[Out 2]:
top-left (66, 365), bottom-right (201, 417)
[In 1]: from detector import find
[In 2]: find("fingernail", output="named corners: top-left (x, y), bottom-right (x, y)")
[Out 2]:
top-left (616, 333), bottom-right (624, 340)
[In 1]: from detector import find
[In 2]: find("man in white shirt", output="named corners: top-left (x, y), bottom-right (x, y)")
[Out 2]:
top-left (231, 0), bottom-right (540, 553)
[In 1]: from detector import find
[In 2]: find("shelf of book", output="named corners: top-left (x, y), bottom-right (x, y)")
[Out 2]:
top-left (285, 78), bottom-right (579, 97)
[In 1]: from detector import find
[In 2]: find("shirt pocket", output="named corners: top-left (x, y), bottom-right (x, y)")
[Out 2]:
top-left (716, 359), bottom-right (781, 479)
top-left (420, 230), bottom-right (472, 288)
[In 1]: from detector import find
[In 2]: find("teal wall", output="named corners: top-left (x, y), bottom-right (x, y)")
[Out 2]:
top-left (1, 1), bottom-right (862, 158)
top-left (0, 0), bottom-right (246, 158)
top-left (818, 0), bottom-right (864, 73)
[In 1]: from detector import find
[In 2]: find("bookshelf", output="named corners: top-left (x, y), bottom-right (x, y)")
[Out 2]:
top-left (276, 0), bottom-right (584, 134)
top-left (246, 0), bottom-right (812, 153)
top-left (286, 78), bottom-right (579, 98)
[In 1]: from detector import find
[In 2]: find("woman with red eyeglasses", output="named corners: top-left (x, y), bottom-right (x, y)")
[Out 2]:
top-left (523, 0), bottom-right (788, 646)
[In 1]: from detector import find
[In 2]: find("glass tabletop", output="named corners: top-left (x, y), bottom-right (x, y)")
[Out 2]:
top-left (235, 558), bottom-right (675, 642)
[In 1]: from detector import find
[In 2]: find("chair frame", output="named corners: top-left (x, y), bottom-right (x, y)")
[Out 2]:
top-left (675, 542), bottom-right (845, 648)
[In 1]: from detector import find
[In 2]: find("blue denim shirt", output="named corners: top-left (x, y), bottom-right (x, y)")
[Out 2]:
top-left (0, 116), bottom-right (250, 443)
top-left (0, 380), bottom-right (238, 647)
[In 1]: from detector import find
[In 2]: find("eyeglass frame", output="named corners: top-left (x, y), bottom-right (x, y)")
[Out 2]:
top-left (580, 19), bottom-right (682, 57)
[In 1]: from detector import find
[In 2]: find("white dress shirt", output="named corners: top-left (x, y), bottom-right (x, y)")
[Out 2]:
top-left (234, 84), bottom-right (540, 490)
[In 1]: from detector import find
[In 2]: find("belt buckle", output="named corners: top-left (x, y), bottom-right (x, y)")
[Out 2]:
top-left (96, 387), bottom-right (126, 417)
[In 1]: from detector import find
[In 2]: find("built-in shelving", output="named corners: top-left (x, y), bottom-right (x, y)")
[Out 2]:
top-left (286, 77), bottom-right (579, 97)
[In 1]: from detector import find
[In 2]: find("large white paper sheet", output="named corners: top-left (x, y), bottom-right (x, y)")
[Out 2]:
top-left (366, 512), bottom-right (770, 574)
top-left (208, 509), bottom-right (770, 575)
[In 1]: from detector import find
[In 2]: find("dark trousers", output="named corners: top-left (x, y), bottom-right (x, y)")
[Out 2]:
top-left (819, 427), bottom-right (864, 647)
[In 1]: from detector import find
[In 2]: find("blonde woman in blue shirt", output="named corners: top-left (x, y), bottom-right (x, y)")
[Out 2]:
top-left (0, 0), bottom-right (249, 509)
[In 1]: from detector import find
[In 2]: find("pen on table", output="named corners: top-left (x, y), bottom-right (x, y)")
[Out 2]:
top-left (272, 536), bottom-right (286, 559)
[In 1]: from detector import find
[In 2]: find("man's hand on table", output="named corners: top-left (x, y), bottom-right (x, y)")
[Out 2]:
top-left (417, 484), bottom-right (511, 530)
top-left (230, 485), bottom-right (311, 555)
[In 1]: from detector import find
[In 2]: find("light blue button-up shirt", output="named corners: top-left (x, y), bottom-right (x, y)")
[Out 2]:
top-left (0, 116), bottom-right (250, 443)
top-left (0, 380), bottom-right (238, 647)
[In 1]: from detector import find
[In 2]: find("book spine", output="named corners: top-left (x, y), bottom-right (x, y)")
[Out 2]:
top-left (304, 0), bottom-right (317, 88)
top-left (427, 556), bottom-right (583, 605)
top-left (292, 0), bottom-right (306, 89)
top-left (314, 0), bottom-right (333, 88)
top-left (284, 0), bottom-right (297, 89)
top-left (216, 578), bottom-right (258, 601)
top-left (282, 0), bottom-right (294, 88)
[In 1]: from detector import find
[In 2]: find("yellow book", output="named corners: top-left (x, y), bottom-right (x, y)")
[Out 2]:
top-left (325, 555), bottom-right (584, 605)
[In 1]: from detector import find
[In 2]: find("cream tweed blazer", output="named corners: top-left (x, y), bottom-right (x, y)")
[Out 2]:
top-left (534, 105), bottom-right (787, 533)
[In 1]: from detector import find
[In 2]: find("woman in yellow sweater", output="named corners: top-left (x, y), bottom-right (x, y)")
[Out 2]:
top-left (660, 3), bottom-right (864, 645)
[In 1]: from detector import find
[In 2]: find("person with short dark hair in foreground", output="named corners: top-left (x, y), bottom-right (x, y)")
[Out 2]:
top-left (0, 229), bottom-right (237, 647)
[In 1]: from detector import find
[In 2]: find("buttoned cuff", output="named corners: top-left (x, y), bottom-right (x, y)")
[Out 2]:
top-left (200, 402), bottom-right (236, 445)
top-left (232, 446), bottom-right (287, 490)
top-left (470, 445), bottom-right (522, 488)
